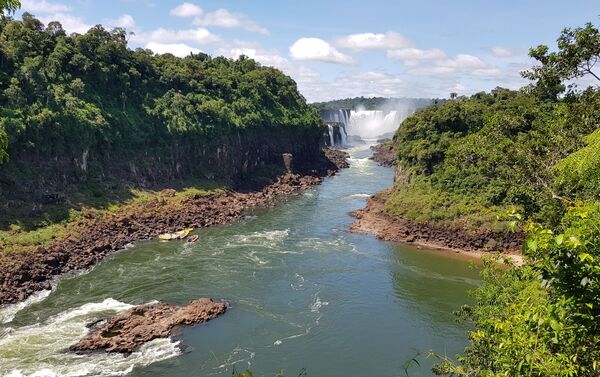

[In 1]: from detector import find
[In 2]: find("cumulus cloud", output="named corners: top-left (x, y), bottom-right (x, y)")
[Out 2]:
top-left (170, 3), bottom-right (269, 35)
top-left (194, 9), bottom-right (269, 35)
top-left (21, 0), bottom-right (70, 14)
top-left (389, 45), bottom-right (500, 78)
top-left (219, 46), bottom-right (289, 69)
top-left (105, 14), bottom-right (136, 29)
top-left (216, 42), bottom-right (319, 82)
top-left (387, 47), bottom-right (446, 66)
top-left (333, 32), bottom-right (411, 51)
top-left (38, 13), bottom-right (91, 33)
top-left (131, 27), bottom-right (220, 45)
top-left (145, 42), bottom-right (201, 57)
top-left (290, 38), bottom-right (355, 64)
top-left (170, 2), bottom-right (203, 17)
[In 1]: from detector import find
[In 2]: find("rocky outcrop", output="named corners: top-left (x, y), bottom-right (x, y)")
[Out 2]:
top-left (70, 298), bottom-right (227, 354)
top-left (350, 196), bottom-right (524, 254)
top-left (370, 143), bottom-right (397, 167)
top-left (324, 148), bottom-right (350, 169)
top-left (0, 149), bottom-right (349, 305)
top-left (0, 127), bottom-right (325, 206)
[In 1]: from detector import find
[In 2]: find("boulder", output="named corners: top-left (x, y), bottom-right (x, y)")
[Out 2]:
top-left (70, 298), bottom-right (228, 354)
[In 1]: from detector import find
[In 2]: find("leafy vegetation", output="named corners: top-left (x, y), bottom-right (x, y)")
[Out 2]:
top-left (379, 21), bottom-right (600, 376)
top-left (386, 84), bottom-right (599, 232)
top-left (0, 0), bottom-right (19, 15)
top-left (0, 13), bottom-right (320, 169)
top-left (311, 96), bottom-right (436, 111)
top-left (0, 13), bottom-right (323, 250)
top-left (0, 180), bottom-right (224, 254)
top-left (435, 205), bottom-right (600, 376)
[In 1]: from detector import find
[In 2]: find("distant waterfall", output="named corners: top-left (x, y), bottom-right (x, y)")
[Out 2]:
top-left (321, 110), bottom-right (350, 147)
top-left (327, 124), bottom-right (335, 146)
top-left (347, 109), bottom-right (414, 141)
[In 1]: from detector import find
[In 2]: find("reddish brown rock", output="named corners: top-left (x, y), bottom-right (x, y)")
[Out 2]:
top-left (370, 143), bottom-right (397, 167)
top-left (70, 298), bottom-right (228, 354)
top-left (0, 150), bottom-right (349, 306)
top-left (350, 195), bottom-right (524, 256)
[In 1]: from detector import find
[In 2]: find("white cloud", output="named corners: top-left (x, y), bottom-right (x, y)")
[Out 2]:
top-left (290, 38), bottom-right (355, 64)
top-left (193, 8), bottom-right (269, 35)
top-left (490, 46), bottom-right (526, 58)
top-left (106, 14), bottom-right (136, 29)
top-left (451, 83), bottom-right (466, 93)
top-left (145, 42), bottom-right (201, 57)
top-left (132, 27), bottom-right (220, 45)
top-left (21, 0), bottom-right (70, 14)
top-left (38, 13), bottom-right (91, 33)
top-left (389, 46), bottom-right (500, 79)
top-left (472, 68), bottom-right (502, 77)
top-left (387, 47), bottom-right (446, 65)
top-left (407, 66), bottom-right (455, 77)
top-left (221, 46), bottom-right (289, 69)
top-left (333, 32), bottom-right (411, 51)
top-left (170, 2), bottom-right (203, 17)
top-left (441, 54), bottom-right (487, 69)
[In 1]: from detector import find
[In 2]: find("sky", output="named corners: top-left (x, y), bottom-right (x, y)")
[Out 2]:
top-left (14, 0), bottom-right (600, 102)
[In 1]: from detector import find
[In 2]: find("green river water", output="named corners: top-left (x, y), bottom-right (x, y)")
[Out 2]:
top-left (0, 144), bottom-right (480, 377)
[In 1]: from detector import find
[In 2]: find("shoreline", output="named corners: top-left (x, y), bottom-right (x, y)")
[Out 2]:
top-left (0, 150), bottom-right (349, 306)
top-left (349, 195), bottom-right (524, 265)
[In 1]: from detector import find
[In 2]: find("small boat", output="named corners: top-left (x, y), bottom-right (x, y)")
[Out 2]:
top-left (187, 235), bottom-right (199, 243)
top-left (175, 228), bottom-right (193, 239)
top-left (158, 228), bottom-right (194, 241)
top-left (159, 233), bottom-right (179, 241)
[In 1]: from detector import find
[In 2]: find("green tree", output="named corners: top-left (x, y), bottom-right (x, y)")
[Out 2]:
top-left (0, 0), bottom-right (20, 14)
top-left (523, 22), bottom-right (600, 98)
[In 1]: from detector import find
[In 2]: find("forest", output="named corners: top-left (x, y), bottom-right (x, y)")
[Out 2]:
top-left (383, 22), bottom-right (600, 376)
top-left (0, 12), bottom-right (321, 185)
top-left (311, 96), bottom-right (436, 111)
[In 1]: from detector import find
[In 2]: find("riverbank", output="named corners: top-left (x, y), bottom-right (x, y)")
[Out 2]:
top-left (369, 141), bottom-right (397, 167)
top-left (0, 149), bottom-right (349, 305)
top-left (349, 194), bottom-right (524, 264)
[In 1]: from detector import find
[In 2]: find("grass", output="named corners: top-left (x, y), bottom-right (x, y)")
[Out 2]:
top-left (383, 177), bottom-right (509, 233)
top-left (0, 178), bottom-right (226, 254)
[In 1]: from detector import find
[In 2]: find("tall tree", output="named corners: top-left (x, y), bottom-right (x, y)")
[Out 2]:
top-left (523, 22), bottom-right (600, 99)
top-left (0, 0), bottom-right (20, 14)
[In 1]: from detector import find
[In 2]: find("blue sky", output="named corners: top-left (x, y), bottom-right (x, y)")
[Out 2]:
top-left (16, 0), bottom-right (600, 102)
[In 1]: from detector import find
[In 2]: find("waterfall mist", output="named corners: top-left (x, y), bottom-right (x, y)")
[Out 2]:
top-left (319, 98), bottom-right (434, 146)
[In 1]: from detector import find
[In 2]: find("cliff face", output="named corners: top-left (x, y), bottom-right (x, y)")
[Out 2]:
top-left (0, 127), bottom-right (325, 202)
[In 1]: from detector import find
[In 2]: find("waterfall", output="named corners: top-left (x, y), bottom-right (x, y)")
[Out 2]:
top-left (347, 110), bottom-right (409, 141)
top-left (327, 124), bottom-right (335, 146)
top-left (321, 109), bottom-right (350, 147)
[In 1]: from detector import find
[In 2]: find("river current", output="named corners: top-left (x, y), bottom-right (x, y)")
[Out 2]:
top-left (0, 144), bottom-right (479, 377)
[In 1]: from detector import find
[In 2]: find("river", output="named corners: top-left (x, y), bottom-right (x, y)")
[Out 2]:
top-left (0, 144), bottom-right (480, 377)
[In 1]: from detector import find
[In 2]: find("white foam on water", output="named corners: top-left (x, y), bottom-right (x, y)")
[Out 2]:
top-left (214, 346), bottom-right (255, 370)
top-left (290, 273), bottom-right (305, 291)
top-left (273, 292), bottom-right (328, 347)
top-left (0, 289), bottom-right (53, 324)
top-left (310, 294), bottom-right (329, 314)
top-left (226, 229), bottom-right (290, 249)
top-left (0, 298), bottom-right (180, 377)
top-left (347, 157), bottom-right (375, 176)
top-left (345, 193), bottom-right (371, 200)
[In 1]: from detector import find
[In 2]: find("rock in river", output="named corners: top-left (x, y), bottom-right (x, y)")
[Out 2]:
top-left (70, 298), bottom-right (228, 354)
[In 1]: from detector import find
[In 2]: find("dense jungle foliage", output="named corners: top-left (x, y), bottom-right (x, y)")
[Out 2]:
top-left (0, 13), bottom-right (321, 166)
top-left (383, 22), bottom-right (600, 376)
top-left (311, 96), bottom-right (436, 111)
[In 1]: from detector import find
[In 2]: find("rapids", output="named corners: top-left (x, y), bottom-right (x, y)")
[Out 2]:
top-left (0, 145), bottom-right (479, 377)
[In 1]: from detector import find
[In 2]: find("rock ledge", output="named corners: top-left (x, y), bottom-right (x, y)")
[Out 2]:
top-left (70, 298), bottom-right (228, 354)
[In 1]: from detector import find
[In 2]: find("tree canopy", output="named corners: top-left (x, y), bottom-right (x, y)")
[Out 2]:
top-left (0, 0), bottom-right (20, 14)
top-left (0, 14), bottom-right (321, 166)
top-left (385, 21), bottom-right (600, 376)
